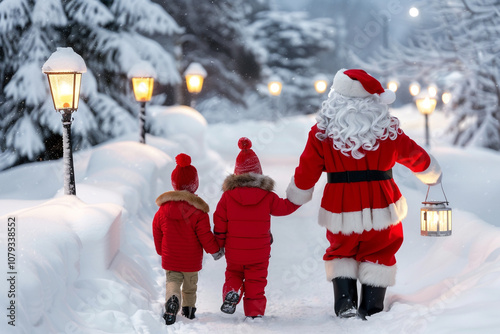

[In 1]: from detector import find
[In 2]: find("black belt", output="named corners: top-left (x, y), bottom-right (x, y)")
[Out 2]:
top-left (327, 169), bottom-right (393, 183)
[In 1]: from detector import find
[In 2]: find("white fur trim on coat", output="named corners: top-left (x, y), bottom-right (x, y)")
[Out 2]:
top-left (414, 154), bottom-right (442, 185)
top-left (286, 177), bottom-right (314, 205)
top-left (359, 262), bottom-right (397, 287)
top-left (325, 258), bottom-right (359, 281)
top-left (318, 196), bottom-right (407, 235)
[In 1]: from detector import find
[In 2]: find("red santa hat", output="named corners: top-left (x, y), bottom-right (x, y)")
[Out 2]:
top-left (171, 153), bottom-right (199, 193)
top-left (234, 137), bottom-right (262, 175)
top-left (332, 68), bottom-right (396, 104)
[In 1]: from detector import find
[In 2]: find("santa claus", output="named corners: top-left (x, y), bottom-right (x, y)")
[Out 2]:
top-left (286, 69), bottom-right (442, 319)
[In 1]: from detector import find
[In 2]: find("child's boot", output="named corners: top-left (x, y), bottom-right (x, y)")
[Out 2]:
top-left (182, 306), bottom-right (196, 319)
top-left (163, 295), bottom-right (180, 325)
top-left (332, 277), bottom-right (358, 318)
top-left (221, 291), bottom-right (239, 314)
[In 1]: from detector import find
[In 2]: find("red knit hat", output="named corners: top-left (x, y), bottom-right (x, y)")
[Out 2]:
top-left (171, 153), bottom-right (199, 193)
top-left (332, 68), bottom-right (396, 104)
top-left (234, 137), bottom-right (262, 175)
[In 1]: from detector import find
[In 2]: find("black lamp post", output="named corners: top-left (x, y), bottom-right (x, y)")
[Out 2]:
top-left (42, 47), bottom-right (86, 196)
top-left (184, 62), bottom-right (207, 109)
top-left (129, 61), bottom-right (156, 144)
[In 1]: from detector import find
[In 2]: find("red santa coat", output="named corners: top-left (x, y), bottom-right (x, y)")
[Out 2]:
top-left (287, 124), bottom-right (442, 235)
top-left (153, 190), bottom-right (220, 272)
top-left (287, 124), bottom-right (441, 287)
top-left (214, 173), bottom-right (300, 265)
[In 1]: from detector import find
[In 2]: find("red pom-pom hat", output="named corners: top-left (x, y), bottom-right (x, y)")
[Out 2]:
top-left (171, 153), bottom-right (199, 193)
top-left (234, 137), bottom-right (262, 175)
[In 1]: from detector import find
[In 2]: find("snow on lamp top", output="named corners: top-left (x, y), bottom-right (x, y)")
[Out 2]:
top-left (127, 61), bottom-right (157, 79)
top-left (42, 47), bottom-right (87, 73)
top-left (183, 62), bottom-right (207, 77)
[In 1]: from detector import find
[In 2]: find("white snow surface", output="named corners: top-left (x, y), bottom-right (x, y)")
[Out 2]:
top-left (127, 61), bottom-right (157, 79)
top-left (42, 47), bottom-right (87, 73)
top-left (1, 105), bottom-right (500, 334)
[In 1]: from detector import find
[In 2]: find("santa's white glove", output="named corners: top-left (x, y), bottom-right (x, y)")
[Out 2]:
top-left (212, 248), bottom-right (225, 261)
top-left (428, 173), bottom-right (443, 186)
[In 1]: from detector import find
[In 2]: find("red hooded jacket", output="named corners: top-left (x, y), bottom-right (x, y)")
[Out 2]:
top-left (213, 173), bottom-right (300, 265)
top-left (153, 190), bottom-right (220, 272)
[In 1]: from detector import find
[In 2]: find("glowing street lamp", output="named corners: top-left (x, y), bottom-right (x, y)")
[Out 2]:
top-left (314, 75), bottom-right (329, 94)
top-left (409, 82), bottom-right (421, 97)
top-left (409, 7), bottom-right (420, 17)
top-left (421, 184), bottom-right (452, 237)
top-left (268, 76), bottom-right (282, 121)
top-left (128, 61), bottom-right (156, 144)
top-left (415, 93), bottom-right (437, 147)
top-left (268, 78), bottom-right (282, 96)
top-left (42, 47), bottom-right (87, 196)
top-left (442, 91), bottom-right (452, 105)
top-left (427, 84), bottom-right (438, 98)
top-left (184, 62), bottom-right (207, 108)
top-left (387, 79), bottom-right (399, 92)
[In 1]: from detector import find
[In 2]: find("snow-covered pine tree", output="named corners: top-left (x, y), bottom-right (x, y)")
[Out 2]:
top-left (156, 0), bottom-right (335, 121)
top-left (0, 0), bottom-right (182, 170)
top-left (354, 0), bottom-right (500, 151)
top-left (247, 10), bottom-right (335, 116)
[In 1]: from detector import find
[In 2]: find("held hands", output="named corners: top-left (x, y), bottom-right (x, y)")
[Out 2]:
top-left (212, 248), bottom-right (225, 261)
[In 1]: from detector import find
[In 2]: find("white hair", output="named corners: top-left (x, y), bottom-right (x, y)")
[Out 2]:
top-left (316, 91), bottom-right (401, 159)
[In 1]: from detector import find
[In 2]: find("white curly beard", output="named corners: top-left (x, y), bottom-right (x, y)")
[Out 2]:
top-left (316, 91), bottom-right (401, 159)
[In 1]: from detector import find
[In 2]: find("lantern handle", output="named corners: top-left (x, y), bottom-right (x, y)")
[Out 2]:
top-left (424, 182), bottom-right (449, 205)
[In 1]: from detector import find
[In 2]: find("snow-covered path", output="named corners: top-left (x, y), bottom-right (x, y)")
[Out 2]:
top-left (1, 105), bottom-right (500, 333)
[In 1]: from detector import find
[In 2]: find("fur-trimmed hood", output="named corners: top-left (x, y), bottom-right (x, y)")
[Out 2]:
top-left (222, 173), bottom-right (275, 207)
top-left (222, 173), bottom-right (275, 192)
top-left (155, 190), bottom-right (209, 213)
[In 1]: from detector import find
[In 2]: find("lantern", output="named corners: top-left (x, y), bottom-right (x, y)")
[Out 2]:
top-left (131, 77), bottom-right (154, 102)
top-left (184, 62), bottom-right (207, 94)
top-left (420, 185), bottom-right (452, 236)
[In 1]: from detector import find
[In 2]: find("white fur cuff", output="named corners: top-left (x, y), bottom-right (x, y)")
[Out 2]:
top-left (286, 177), bottom-right (314, 205)
top-left (359, 262), bottom-right (397, 287)
top-left (318, 197), bottom-right (407, 235)
top-left (325, 258), bottom-right (359, 281)
top-left (414, 154), bottom-right (442, 185)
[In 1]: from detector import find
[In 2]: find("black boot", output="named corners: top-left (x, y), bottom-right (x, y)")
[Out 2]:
top-left (332, 278), bottom-right (358, 318)
top-left (357, 284), bottom-right (386, 320)
top-left (182, 306), bottom-right (196, 319)
top-left (163, 295), bottom-right (180, 325)
top-left (220, 291), bottom-right (239, 314)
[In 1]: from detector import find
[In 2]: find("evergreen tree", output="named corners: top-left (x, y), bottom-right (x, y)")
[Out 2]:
top-left (355, 0), bottom-right (500, 151)
top-left (156, 0), bottom-right (335, 121)
top-left (0, 0), bottom-right (182, 170)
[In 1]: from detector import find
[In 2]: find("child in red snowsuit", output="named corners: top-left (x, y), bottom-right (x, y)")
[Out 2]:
top-left (213, 137), bottom-right (300, 318)
top-left (153, 153), bottom-right (224, 325)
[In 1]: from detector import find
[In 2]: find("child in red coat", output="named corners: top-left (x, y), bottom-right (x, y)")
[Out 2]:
top-left (214, 138), bottom-right (300, 318)
top-left (153, 153), bottom-right (224, 325)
